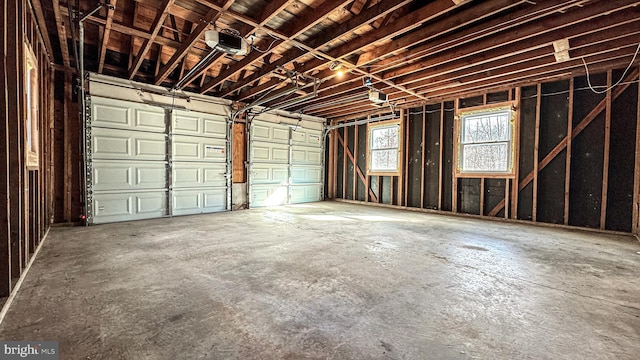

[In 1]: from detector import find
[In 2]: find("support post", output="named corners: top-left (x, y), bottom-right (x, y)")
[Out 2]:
top-left (532, 83), bottom-right (541, 222)
top-left (600, 70), bottom-right (612, 229)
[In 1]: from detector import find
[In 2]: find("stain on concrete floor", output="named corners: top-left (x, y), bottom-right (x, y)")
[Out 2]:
top-left (1, 201), bottom-right (639, 359)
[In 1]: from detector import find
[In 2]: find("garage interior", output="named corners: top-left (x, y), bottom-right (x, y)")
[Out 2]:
top-left (1, 0), bottom-right (640, 358)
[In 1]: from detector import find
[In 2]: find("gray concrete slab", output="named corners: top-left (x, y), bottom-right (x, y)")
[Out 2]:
top-left (1, 201), bottom-right (639, 359)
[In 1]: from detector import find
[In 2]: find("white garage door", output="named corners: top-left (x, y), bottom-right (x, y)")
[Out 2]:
top-left (249, 119), bottom-right (323, 207)
top-left (87, 96), bottom-right (229, 224)
top-left (171, 109), bottom-right (228, 216)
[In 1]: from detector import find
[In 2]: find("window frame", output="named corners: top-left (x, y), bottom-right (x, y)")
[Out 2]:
top-left (24, 41), bottom-right (40, 170)
top-left (367, 119), bottom-right (403, 176)
top-left (454, 101), bottom-right (518, 178)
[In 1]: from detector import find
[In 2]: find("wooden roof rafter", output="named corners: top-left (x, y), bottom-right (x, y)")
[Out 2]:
top-left (52, 0), bottom-right (71, 68)
top-left (97, 0), bottom-right (117, 74)
top-left (198, 0), bottom-right (355, 94)
top-left (173, 0), bottom-right (303, 90)
top-left (154, 0), bottom-right (236, 85)
top-left (129, 0), bottom-right (176, 80)
top-left (210, 0), bottom-right (417, 97)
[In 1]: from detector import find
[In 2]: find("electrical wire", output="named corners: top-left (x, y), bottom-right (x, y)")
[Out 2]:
top-left (251, 38), bottom-right (279, 53)
top-left (520, 79), bottom-right (640, 99)
top-left (582, 43), bottom-right (640, 94)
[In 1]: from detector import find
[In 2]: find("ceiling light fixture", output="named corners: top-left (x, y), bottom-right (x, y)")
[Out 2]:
top-left (329, 61), bottom-right (345, 77)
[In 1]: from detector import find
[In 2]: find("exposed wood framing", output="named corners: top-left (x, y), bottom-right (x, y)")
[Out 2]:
top-left (420, 105), bottom-right (426, 209)
top-left (64, 70), bottom-right (72, 221)
top-left (353, 123), bottom-right (358, 200)
top-left (452, 99), bottom-right (459, 213)
top-left (488, 68), bottom-right (640, 217)
top-left (154, 6), bottom-right (221, 85)
top-left (600, 70), bottom-right (613, 229)
top-left (0, 0), bottom-right (11, 297)
top-left (343, 126), bottom-right (347, 199)
top-left (438, 103), bottom-right (444, 209)
top-left (129, 0), bottom-right (175, 80)
top-left (7, 0), bottom-right (23, 279)
top-left (532, 83), bottom-right (541, 222)
top-left (52, 0), bottom-right (70, 68)
top-left (98, 0), bottom-right (117, 74)
top-left (511, 87), bottom-right (521, 218)
top-left (213, 0), bottom-right (416, 97)
top-left (335, 128), bottom-right (377, 202)
top-left (564, 79), bottom-right (574, 225)
top-left (634, 67), bottom-right (640, 234)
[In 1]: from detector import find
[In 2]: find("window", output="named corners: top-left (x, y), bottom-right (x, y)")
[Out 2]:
top-left (368, 120), bottom-right (401, 175)
top-left (456, 104), bottom-right (516, 177)
top-left (24, 42), bottom-right (39, 170)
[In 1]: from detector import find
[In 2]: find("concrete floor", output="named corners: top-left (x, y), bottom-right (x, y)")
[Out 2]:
top-left (1, 201), bottom-right (639, 359)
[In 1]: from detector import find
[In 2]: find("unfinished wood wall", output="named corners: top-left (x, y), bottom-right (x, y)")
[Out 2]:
top-left (0, 0), bottom-right (55, 297)
top-left (329, 67), bottom-right (640, 234)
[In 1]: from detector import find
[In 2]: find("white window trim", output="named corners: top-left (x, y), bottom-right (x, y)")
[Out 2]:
top-left (455, 103), bottom-right (518, 178)
top-left (367, 119), bottom-right (402, 176)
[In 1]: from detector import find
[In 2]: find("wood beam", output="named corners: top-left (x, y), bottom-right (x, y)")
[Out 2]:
top-left (258, 0), bottom-right (296, 25)
top-left (532, 83), bottom-right (541, 222)
top-left (98, 0), bottom-right (117, 74)
top-left (154, 2), bottom-right (231, 85)
top-left (343, 126), bottom-right (347, 199)
top-left (214, 0), bottom-right (413, 97)
top-left (336, 129), bottom-right (378, 202)
top-left (438, 103), bottom-right (444, 209)
top-left (128, 0), bottom-right (175, 80)
top-left (28, 0), bottom-right (54, 61)
top-left (289, 0), bottom-right (595, 113)
top-left (388, 0), bottom-right (636, 85)
top-left (7, 0), bottom-right (22, 279)
top-left (600, 70), bottom-right (612, 229)
top-left (59, 6), bottom-right (183, 50)
top-left (511, 87), bottom-right (521, 219)
top-left (633, 67), bottom-right (640, 234)
top-left (322, 45), bottom-right (639, 120)
top-left (487, 68), bottom-right (640, 217)
top-left (357, 0), bottom-right (525, 66)
top-left (0, 0), bottom-right (12, 296)
top-left (564, 79), bottom-right (574, 225)
top-left (420, 105), bottom-right (426, 209)
top-left (52, 0), bottom-right (70, 68)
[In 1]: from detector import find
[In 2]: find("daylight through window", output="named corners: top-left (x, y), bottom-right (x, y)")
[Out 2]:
top-left (368, 121), bottom-right (401, 175)
top-left (457, 106), bottom-right (515, 176)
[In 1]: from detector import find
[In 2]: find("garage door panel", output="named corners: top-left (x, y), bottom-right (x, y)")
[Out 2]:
top-left (91, 97), bottom-right (166, 133)
top-left (250, 119), bottom-right (324, 208)
top-left (291, 166), bottom-right (322, 184)
top-left (135, 110), bottom-right (166, 132)
top-left (173, 111), bottom-right (227, 138)
top-left (88, 86), bottom-right (231, 223)
top-left (92, 191), bottom-right (168, 224)
top-left (173, 189), bottom-right (226, 215)
top-left (292, 128), bottom-right (322, 146)
top-left (290, 185), bottom-right (322, 204)
top-left (251, 143), bottom-right (289, 163)
top-left (93, 161), bottom-right (166, 191)
top-left (173, 135), bottom-right (227, 162)
top-left (250, 185), bottom-right (288, 207)
top-left (92, 128), bottom-right (166, 160)
top-left (251, 121), bottom-right (290, 144)
top-left (291, 146), bottom-right (322, 165)
top-left (173, 162), bottom-right (226, 188)
top-left (251, 165), bottom-right (288, 184)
